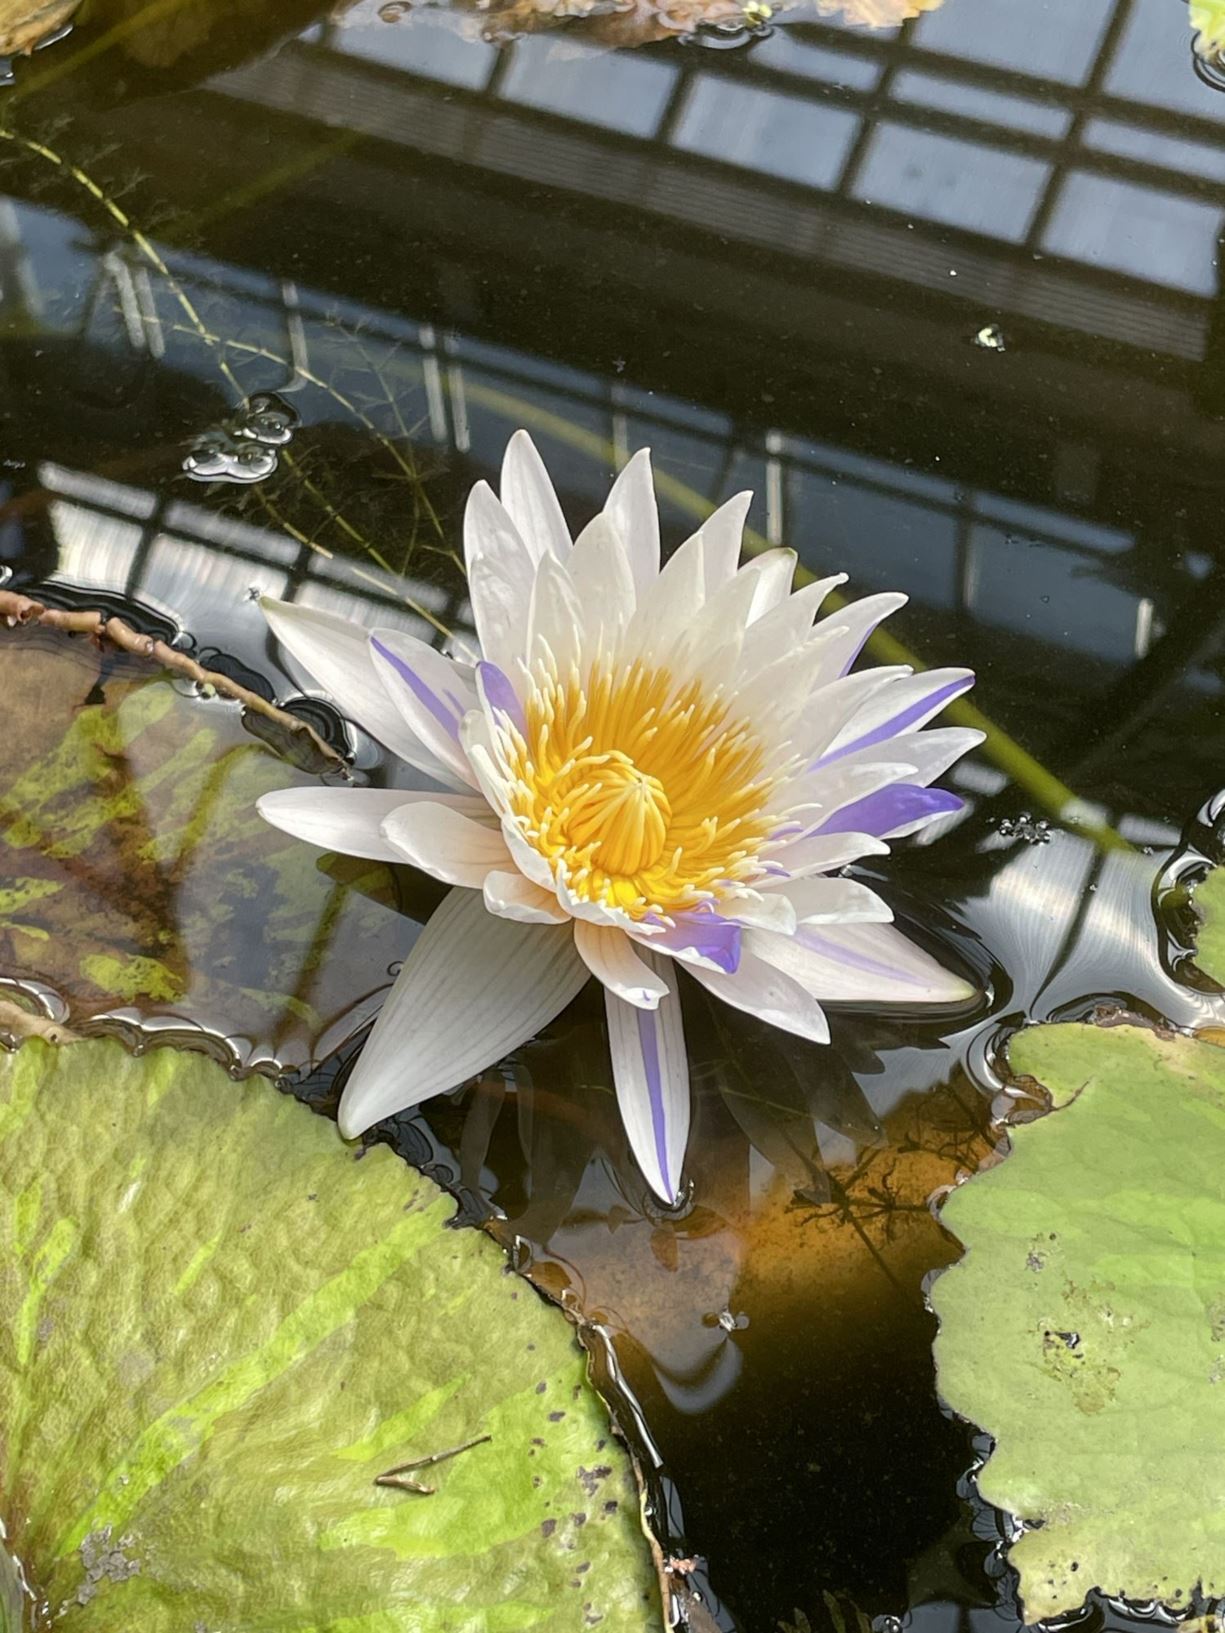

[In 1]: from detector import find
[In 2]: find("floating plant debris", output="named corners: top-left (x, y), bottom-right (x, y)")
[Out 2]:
top-left (932, 1020), bottom-right (1225, 1623)
top-left (0, 1037), bottom-right (656, 1629)
top-left (337, 0), bottom-right (944, 48)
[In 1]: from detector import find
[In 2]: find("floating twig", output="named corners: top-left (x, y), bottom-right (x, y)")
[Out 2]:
top-left (0, 589), bottom-right (345, 771)
top-left (374, 1433), bottom-right (492, 1496)
top-left (0, 999), bottom-right (80, 1047)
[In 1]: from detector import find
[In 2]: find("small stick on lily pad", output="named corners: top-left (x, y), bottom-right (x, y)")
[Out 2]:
top-left (374, 1433), bottom-right (492, 1495)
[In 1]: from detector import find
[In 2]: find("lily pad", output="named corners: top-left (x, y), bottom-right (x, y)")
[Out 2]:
top-left (0, 0), bottom-right (78, 54)
top-left (931, 1020), bottom-right (1225, 1623)
top-left (1193, 868), bottom-right (1225, 986)
top-left (1192, 0), bottom-right (1225, 57)
top-left (0, 1037), bottom-right (657, 1629)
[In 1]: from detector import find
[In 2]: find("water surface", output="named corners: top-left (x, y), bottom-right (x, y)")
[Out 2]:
top-left (2, 2), bottom-right (1225, 1627)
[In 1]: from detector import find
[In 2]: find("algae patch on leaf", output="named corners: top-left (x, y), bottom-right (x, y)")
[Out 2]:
top-left (931, 1021), bottom-right (1225, 1623)
top-left (0, 1038), bottom-right (657, 1630)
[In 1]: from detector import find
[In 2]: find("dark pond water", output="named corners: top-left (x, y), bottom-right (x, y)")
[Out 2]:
top-left (3, 1), bottom-right (1225, 1628)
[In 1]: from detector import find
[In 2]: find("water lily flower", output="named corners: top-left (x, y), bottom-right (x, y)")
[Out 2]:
top-left (258, 433), bottom-right (980, 1203)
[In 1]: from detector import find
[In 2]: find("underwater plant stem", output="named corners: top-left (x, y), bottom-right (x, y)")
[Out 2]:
top-left (0, 591), bottom-right (346, 771)
top-left (458, 379), bottom-right (1128, 852)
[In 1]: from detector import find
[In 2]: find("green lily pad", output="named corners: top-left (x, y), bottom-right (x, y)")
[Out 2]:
top-left (1192, 0), bottom-right (1225, 56)
top-left (931, 1020), bottom-right (1225, 1623)
top-left (0, 1037), bottom-right (658, 1630)
top-left (1193, 868), bottom-right (1225, 987)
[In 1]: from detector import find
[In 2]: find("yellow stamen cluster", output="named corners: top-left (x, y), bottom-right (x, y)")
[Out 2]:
top-left (504, 660), bottom-right (776, 918)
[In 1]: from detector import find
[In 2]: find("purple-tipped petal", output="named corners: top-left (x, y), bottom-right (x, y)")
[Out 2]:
top-left (371, 636), bottom-right (466, 739)
top-left (604, 954), bottom-right (690, 1204)
top-left (369, 630), bottom-right (478, 788)
top-left (832, 592), bottom-right (909, 677)
top-left (818, 672), bottom-right (974, 767)
top-left (815, 783), bottom-right (964, 840)
top-left (259, 596), bottom-right (465, 788)
top-left (476, 660), bottom-right (527, 734)
top-left (636, 906), bottom-right (742, 974)
top-left (749, 921), bottom-right (976, 1005)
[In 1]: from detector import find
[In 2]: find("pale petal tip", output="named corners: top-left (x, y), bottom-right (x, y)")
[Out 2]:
top-left (336, 1090), bottom-right (370, 1141)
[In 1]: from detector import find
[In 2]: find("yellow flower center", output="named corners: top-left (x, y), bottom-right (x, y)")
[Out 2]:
top-left (564, 754), bottom-right (672, 875)
top-left (503, 660), bottom-right (776, 919)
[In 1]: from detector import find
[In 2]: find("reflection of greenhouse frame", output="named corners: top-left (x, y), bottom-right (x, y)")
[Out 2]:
top-left (0, 122), bottom-right (1123, 851)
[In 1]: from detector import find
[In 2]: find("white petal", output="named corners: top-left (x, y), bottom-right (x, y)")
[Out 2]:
top-left (737, 574), bottom-right (847, 680)
top-left (695, 492), bottom-right (752, 595)
top-left (671, 568), bottom-right (759, 689)
top-left (500, 431), bottom-right (571, 563)
top-left (820, 668), bottom-right (975, 765)
top-left (745, 548), bottom-right (797, 623)
top-left (258, 788), bottom-right (492, 863)
top-left (484, 870), bottom-right (569, 924)
top-left (464, 482), bottom-right (535, 676)
top-left (260, 597), bottom-right (464, 788)
top-left (459, 709), bottom-right (515, 820)
top-left (691, 952), bottom-right (830, 1045)
top-left (604, 952), bottom-right (690, 1203)
top-left (568, 513), bottom-right (636, 649)
top-left (718, 890), bottom-right (797, 934)
top-left (760, 830), bottom-right (889, 879)
top-left (500, 815), bottom-right (558, 891)
top-left (337, 889), bottom-right (588, 1136)
top-left (736, 635), bottom-right (878, 743)
top-left (811, 592), bottom-right (908, 680)
top-left (622, 526), bottom-right (705, 658)
top-left (527, 550), bottom-right (583, 678)
top-left (747, 921), bottom-right (976, 1005)
top-left (555, 876), bottom-right (642, 934)
top-left (368, 630), bottom-right (479, 790)
top-left (381, 801), bottom-right (511, 887)
top-left (603, 449), bottom-right (659, 594)
top-left (574, 921), bottom-right (669, 1009)
top-left (801, 667), bottom-right (913, 765)
top-left (769, 760), bottom-right (918, 826)
top-left (822, 726), bottom-right (985, 789)
top-left (775, 876), bottom-right (894, 925)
